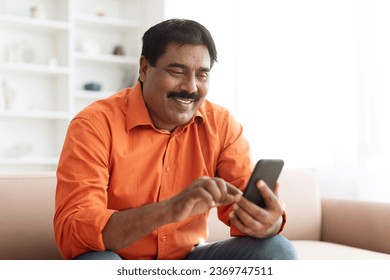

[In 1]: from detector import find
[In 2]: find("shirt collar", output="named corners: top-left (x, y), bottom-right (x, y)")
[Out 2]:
top-left (125, 82), bottom-right (204, 132)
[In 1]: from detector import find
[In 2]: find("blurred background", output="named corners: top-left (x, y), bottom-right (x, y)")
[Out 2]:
top-left (168, 0), bottom-right (390, 203)
top-left (1, 0), bottom-right (389, 203)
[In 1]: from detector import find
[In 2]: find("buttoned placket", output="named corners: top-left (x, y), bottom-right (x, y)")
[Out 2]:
top-left (157, 132), bottom-right (175, 258)
top-left (156, 125), bottom-right (190, 258)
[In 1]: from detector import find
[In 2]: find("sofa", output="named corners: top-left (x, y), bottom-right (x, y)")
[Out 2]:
top-left (1, 169), bottom-right (390, 260)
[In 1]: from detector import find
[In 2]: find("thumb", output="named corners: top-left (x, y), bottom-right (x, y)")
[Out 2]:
top-left (273, 180), bottom-right (280, 196)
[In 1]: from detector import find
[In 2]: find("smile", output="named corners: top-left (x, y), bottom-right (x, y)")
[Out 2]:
top-left (167, 91), bottom-right (200, 105)
top-left (173, 97), bottom-right (195, 104)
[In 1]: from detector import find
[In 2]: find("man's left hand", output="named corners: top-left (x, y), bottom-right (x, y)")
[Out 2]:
top-left (229, 180), bottom-right (285, 238)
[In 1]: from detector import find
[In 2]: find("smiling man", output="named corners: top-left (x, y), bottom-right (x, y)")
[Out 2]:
top-left (54, 19), bottom-right (297, 260)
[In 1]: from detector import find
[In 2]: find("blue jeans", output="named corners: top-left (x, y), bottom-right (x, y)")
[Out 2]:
top-left (186, 235), bottom-right (297, 260)
top-left (75, 235), bottom-right (298, 260)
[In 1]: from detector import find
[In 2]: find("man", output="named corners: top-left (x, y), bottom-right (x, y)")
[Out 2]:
top-left (54, 18), bottom-right (297, 260)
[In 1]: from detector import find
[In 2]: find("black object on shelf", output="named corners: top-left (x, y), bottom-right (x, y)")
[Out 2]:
top-left (84, 82), bottom-right (101, 91)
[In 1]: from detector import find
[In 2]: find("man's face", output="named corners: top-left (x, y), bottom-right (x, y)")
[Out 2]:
top-left (139, 43), bottom-right (211, 132)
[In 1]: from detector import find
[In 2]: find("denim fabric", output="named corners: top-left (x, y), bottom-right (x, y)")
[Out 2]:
top-left (75, 235), bottom-right (298, 260)
top-left (185, 235), bottom-right (298, 260)
top-left (75, 250), bottom-right (123, 260)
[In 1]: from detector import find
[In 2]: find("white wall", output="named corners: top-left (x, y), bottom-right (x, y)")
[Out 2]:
top-left (165, 0), bottom-right (390, 202)
top-left (164, 0), bottom-right (239, 112)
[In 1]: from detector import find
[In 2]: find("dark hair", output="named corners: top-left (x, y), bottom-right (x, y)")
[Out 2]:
top-left (141, 18), bottom-right (217, 68)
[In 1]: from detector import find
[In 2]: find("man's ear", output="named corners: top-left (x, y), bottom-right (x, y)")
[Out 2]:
top-left (139, 56), bottom-right (149, 83)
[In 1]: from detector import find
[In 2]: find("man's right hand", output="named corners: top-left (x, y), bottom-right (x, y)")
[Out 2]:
top-left (103, 177), bottom-right (241, 251)
top-left (167, 177), bottom-right (242, 223)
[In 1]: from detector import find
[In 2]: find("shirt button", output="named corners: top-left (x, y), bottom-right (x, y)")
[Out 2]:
top-left (162, 235), bottom-right (168, 242)
top-left (165, 167), bottom-right (171, 172)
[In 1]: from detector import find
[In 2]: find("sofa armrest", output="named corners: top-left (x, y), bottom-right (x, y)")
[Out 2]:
top-left (321, 198), bottom-right (390, 254)
top-left (0, 173), bottom-right (62, 259)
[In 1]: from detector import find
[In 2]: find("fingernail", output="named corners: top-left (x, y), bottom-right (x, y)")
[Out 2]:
top-left (258, 180), bottom-right (265, 187)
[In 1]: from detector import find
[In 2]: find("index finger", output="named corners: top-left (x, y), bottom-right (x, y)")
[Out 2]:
top-left (226, 182), bottom-right (243, 196)
top-left (212, 178), bottom-right (228, 204)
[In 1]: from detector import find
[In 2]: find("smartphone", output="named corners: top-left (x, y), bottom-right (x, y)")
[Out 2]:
top-left (243, 159), bottom-right (284, 208)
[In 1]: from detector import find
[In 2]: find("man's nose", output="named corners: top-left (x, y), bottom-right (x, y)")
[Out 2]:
top-left (180, 74), bottom-right (197, 93)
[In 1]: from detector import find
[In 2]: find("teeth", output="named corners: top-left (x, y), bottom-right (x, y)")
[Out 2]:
top-left (174, 97), bottom-right (193, 104)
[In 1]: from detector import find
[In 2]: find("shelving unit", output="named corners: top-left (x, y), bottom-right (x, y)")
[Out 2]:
top-left (0, 0), bottom-right (164, 174)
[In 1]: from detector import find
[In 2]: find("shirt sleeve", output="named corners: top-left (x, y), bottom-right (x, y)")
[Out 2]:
top-left (54, 116), bottom-right (117, 259)
top-left (215, 110), bottom-right (288, 236)
top-left (214, 109), bottom-right (254, 236)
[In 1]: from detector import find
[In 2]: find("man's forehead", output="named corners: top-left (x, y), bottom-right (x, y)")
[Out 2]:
top-left (158, 43), bottom-right (211, 69)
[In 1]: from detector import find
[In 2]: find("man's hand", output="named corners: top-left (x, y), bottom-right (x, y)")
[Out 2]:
top-left (103, 176), bottom-right (241, 251)
top-left (229, 180), bottom-right (285, 238)
top-left (168, 177), bottom-right (242, 223)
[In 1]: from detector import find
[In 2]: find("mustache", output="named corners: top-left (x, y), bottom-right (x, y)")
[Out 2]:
top-left (167, 91), bottom-right (200, 101)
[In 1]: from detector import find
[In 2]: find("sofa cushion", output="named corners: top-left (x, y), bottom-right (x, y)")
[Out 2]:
top-left (207, 207), bottom-right (230, 242)
top-left (0, 173), bottom-right (62, 260)
top-left (279, 169), bottom-right (322, 241)
top-left (292, 240), bottom-right (390, 260)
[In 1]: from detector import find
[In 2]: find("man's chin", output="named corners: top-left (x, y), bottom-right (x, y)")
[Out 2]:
top-left (172, 113), bottom-right (195, 127)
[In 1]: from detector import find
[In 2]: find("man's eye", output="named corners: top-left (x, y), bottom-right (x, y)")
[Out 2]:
top-left (168, 70), bottom-right (185, 76)
top-left (197, 73), bottom-right (208, 80)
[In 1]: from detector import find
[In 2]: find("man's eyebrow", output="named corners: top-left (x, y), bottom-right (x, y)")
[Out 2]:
top-left (166, 63), bottom-right (210, 72)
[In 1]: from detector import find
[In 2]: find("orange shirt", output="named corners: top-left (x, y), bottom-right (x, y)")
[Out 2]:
top-left (54, 82), bottom-right (253, 260)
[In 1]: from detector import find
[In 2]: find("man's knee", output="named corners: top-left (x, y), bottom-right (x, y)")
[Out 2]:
top-left (188, 235), bottom-right (298, 260)
top-left (224, 235), bottom-right (297, 260)
top-left (243, 235), bottom-right (298, 260)
top-left (75, 251), bottom-right (122, 260)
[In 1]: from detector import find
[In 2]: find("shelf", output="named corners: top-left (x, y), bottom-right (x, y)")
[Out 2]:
top-left (0, 15), bottom-right (68, 32)
top-left (0, 111), bottom-right (70, 120)
top-left (0, 62), bottom-right (70, 76)
top-left (74, 14), bottom-right (139, 30)
top-left (74, 90), bottom-right (112, 100)
top-left (74, 52), bottom-right (137, 65)
top-left (0, 0), bottom-right (161, 174)
top-left (0, 157), bottom-right (59, 166)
